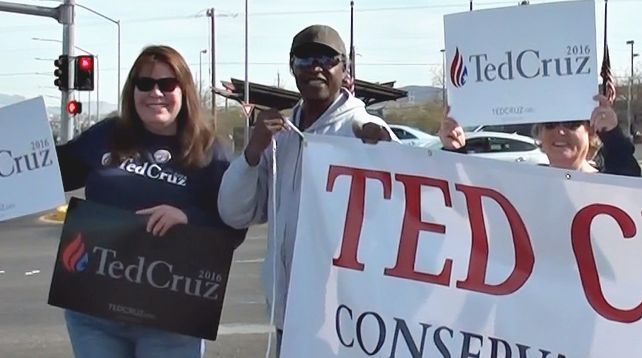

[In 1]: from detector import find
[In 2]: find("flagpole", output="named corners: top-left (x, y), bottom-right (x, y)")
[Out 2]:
top-left (602, 0), bottom-right (608, 96)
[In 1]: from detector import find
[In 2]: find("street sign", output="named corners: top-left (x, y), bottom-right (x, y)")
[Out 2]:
top-left (241, 103), bottom-right (254, 118)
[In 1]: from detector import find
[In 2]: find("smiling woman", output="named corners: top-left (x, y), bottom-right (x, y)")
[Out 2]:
top-left (438, 95), bottom-right (641, 177)
top-left (53, 45), bottom-right (247, 358)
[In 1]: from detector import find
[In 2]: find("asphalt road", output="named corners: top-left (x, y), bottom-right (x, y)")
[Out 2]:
top-left (0, 210), bottom-right (274, 358)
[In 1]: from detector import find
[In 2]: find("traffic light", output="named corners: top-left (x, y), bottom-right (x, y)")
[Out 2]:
top-left (66, 100), bottom-right (82, 116)
top-left (54, 55), bottom-right (69, 91)
top-left (74, 55), bottom-right (95, 91)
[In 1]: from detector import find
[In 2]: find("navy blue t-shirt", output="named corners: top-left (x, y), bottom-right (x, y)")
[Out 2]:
top-left (56, 118), bottom-right (234, 229)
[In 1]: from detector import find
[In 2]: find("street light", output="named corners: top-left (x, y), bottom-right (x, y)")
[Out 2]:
top-left (199, 49), bottom-right (207, 97)
top-left (440, 49), bottom-right (446, 107)
top-left (626, 40), bottom-right (636, 136)
top-left (32, 37), bottom-right (100, 124)
top-left (75, 3), bottom-right (120, 112)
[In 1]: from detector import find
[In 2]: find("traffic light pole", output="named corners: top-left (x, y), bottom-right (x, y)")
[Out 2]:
top-left (0, 0), bottom-right (76, 143)
top-left (61, 0), bottom-right (76, 143)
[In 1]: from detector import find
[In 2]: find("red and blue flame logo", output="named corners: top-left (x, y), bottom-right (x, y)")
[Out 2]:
top-left (450, 47), bottom-right (468, 88)
top-left (61, 233), bottom-right (89, 273)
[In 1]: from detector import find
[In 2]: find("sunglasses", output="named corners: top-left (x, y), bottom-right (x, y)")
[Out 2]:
top-left (134, 77), bottom-right (180, 92)
top-left (542, 120), bottom-right (587, 130)
top-left (292, 55), bottom-right (342, 71)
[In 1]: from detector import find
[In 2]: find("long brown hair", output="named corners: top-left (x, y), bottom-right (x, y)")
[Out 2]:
top-left (111, 45), bottom-right (213, 168)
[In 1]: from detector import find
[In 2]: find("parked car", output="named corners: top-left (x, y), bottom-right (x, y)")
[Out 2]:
top-left (463, 123), bottom-right (535, 138)
top-left (424, 131), bottom-right (549, 165)
top-left (389, 124), bottom-right (440, 147)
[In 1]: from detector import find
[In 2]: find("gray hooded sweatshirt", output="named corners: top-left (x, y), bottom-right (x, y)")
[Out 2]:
top-left (217, 89), bottom-right (396, 329)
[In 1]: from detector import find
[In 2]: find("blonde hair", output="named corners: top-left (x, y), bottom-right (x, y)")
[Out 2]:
top-left (532, 121), bottom-right (601, 160)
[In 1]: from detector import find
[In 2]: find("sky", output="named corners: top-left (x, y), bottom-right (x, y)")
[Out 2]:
top-left (0, 0), bottom-right (641, 109)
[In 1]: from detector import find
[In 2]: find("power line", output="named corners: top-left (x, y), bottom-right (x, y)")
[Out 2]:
top-left (1, 0), bottom-right (641, 29)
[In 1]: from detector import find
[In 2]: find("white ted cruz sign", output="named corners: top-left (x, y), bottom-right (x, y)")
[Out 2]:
top-left (0, 97), bottom-right (64, 222)
top-left (444, 1), bottom-right (598, 126)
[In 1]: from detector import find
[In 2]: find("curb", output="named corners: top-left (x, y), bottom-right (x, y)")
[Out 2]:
top-left (39, 205), bottom-right (68, 224)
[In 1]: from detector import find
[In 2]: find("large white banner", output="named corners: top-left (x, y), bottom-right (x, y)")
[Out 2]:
top-left (283, 135), bottom-right (642, 357)
top-left (444, 1), bottom-right (597, 126)
top-left (0, 98), bottom-right (65, 222)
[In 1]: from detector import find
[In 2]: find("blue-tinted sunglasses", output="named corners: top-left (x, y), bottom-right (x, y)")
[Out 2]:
top-left (292, 55), bottom-right (342, 71)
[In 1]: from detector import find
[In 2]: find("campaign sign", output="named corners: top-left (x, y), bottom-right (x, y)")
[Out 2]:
top-left (0, 97), bottom-right (64, 222)
top-left (48, 198), bottom-right (244, 340)
top-left (444, 1), bottom-right (597, 126)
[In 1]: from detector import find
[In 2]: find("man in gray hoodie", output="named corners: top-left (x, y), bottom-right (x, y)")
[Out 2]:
top-left (217, 24), bottom-right (396, 355)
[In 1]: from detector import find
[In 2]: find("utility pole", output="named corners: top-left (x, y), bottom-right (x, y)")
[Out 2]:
top-left (207, 8), bottom-right (217, 129)
top-left (349, 1), bottom-right (355, 79)
top-left (244, 0), bottom-right (250, 148)
top-left (626, 40), bottom-right (638, 137)
top-left (199, 49), bottom-right (207, 97)
top-left (0, 0), bottom-right (76, 143)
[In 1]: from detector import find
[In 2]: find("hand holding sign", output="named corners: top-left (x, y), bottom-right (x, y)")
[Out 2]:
top-left (136, 205), bottom-right (187, 237)
top-left (245, 108), bottom-right (287, 166)
top-left (591, 94), bottom-right (618, 133)
top-left (438, 106), bottom-right (466, 150)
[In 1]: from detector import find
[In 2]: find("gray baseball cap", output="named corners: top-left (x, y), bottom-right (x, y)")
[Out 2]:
top-left (290, 25), bottom-right (346, 56)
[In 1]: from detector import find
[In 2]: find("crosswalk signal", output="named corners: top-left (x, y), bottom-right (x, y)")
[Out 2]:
top-left (54, 55), bottom-right (69, 91)
top-left (74, 55), bottom-right (95, 91)
top-left (66, 100), bottom-right (82, 116)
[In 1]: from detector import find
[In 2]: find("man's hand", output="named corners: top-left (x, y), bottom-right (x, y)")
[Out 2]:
top-left (245, 109), bottom-right (287, 166)
top-left (353, 122), bottom-right (392, 144)
top-left (136, 205), bottom-right (188, 237)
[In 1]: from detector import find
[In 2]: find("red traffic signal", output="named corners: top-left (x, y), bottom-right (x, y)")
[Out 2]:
top-left (74, 55), bottom-right (95, 91)
top-left (66, 100), bottom-right (82, 116)
top-left (78, 56), bottom-right (93, 71)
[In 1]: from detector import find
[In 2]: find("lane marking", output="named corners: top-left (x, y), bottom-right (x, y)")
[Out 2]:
top-left (234, 258), bottom-right (264, 264)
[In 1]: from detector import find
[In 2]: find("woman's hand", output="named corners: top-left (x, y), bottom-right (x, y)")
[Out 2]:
top-left (136, 205), bottom-right (188, 237)
top-left (438, 106), bottom-right (466, 150)
top-left (590, 94), bottom-right (618, 133)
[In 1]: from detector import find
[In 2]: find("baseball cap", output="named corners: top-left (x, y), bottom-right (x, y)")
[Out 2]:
top-left (290, 25), bottom-right (346, 56)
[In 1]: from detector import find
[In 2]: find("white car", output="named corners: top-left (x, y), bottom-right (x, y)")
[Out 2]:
top-left (463, 123), bottom-right (535, 137)
top-left (389, 124), bottom-right (440, 147)
top-left (425, 131), bottom-right (549, 165)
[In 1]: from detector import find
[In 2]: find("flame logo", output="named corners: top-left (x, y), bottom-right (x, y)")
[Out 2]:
top-left (450, 47), bottom-right (468, 88)
top-left (61, 233), bottom-right (89, 273)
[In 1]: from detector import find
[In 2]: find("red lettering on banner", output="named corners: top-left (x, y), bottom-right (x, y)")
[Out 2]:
top-left (383, 174), bottom-right (453, 286)
top-left (327, 165), bottom-right (538, 297)
top-left (454, 184), bottom-right (534, 295)
top-left (327, 165), bottom-right (392, 271)
top-left (571, 204), bottom-right (639, 323)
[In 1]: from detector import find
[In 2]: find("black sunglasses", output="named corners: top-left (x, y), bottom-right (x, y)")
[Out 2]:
top-left (542, 120), bottom-right (587, 130)
top-left (292, 55), bottom-right (342, 71)
top-left (134, 77), bottom-right (180, 92)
